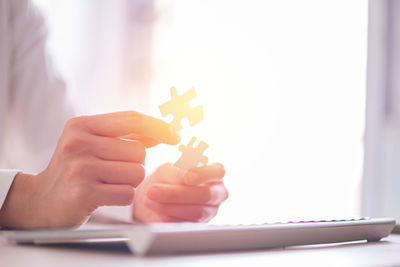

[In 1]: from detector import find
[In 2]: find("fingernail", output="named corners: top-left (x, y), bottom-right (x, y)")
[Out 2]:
top-left (148, 187), bottom-right (161, 199)
top-left (186, 172), bottom-right (198, 185)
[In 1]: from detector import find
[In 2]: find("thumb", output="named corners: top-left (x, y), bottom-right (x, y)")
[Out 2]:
top-left (148, 163), bottom-right (181, 185)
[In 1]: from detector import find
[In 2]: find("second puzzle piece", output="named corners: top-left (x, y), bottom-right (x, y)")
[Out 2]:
top-left (159, 87), bottom-right (204, 132)
top-left (174, 137), bottom-right (209, 178)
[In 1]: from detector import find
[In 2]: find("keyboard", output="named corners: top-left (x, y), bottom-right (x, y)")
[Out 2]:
top-left (3, 217), bottom-right (395, 255)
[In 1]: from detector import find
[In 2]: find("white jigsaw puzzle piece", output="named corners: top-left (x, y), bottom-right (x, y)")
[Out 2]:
top-left (159, 87), bottom-right (204, 132)
top-left (174, 137), bottom-right (209, 178)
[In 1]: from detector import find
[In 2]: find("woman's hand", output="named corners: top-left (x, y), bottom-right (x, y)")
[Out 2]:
top-left (0, 111), bottom-right (180, 229)
top-left (133, 163), bottom-right (228, 223)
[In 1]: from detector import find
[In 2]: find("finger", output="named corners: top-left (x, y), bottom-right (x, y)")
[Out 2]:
top-left (145, 198), bottom-right (218, 222)
top-left (84, 111), bottom-right (181, 145)
top-left (148, 163), bottom-right (181, 185)
top-left (147, 183), bottom-right (229, 205)
top-left (146, 214), bottom-right (183, 223)
top-left (99, 161), bottom-right (145, 187)
top-left (79, 159), bottom-right (145, 187)
top-left (134, 204), bottom-right (183, 223)
top-left (119, 133), bottom-right (160, 148)
top-left (94, 184), bottom-right (135, 206)
top-left (91, 137), bottom-right (146, 164)
top-left (183, 163), bottom-right (225, 186)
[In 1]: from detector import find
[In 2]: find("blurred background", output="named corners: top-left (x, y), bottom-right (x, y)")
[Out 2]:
top-left (33, 0), bottom-right (368, 224)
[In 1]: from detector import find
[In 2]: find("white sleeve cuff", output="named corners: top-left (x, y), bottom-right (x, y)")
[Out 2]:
top-left (0, 169), bottom-right (20, 209)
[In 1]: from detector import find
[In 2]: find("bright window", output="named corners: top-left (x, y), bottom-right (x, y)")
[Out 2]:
top-left (148, 0), bottom-right (368, 224)
top-left (33, 0), bottom-right (368, 224)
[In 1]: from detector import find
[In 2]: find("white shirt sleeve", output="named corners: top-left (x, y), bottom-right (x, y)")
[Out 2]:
top-left (0, 170), bottom-right (19, 210)
top-left (5, 0), bottom-right (75, 172)
top-left (0, 1), bottom-right (75, 209)
top-left (4, 0), bottom-right (75, 174)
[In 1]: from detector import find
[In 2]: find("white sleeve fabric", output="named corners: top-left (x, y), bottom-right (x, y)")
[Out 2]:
top-left (4, 0), bottom-right (75, 173)
top-left (0, 170), bottom-right (19, 209)
top-left (0, 1), bottom-right (75, 209)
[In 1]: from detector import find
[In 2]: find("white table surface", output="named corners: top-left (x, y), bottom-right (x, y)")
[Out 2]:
top-left (1, 232), bottom-right (399, 267)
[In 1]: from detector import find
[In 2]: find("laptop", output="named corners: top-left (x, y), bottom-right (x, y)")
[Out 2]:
top-left (3, 217), bottom-right (395, 255)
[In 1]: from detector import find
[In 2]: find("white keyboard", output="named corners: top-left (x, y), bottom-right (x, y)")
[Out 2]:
top-left (3, 217), bottom-right (395, 255)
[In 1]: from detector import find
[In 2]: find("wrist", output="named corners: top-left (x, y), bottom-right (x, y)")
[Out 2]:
top-left (0, 172), bottom-right (34, 229)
